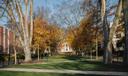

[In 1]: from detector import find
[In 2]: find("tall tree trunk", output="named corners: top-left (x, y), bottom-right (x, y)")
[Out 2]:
top-left (24, 45), bottom-right (31, 62)
top-left (100, 0), bottom-right (110, 64)
top-left (13, 35), bottom-right (17, 64)
top-left (101, 0), bottom-right (122, 64)
top-left (102, 16), bottom-right (109, 64)
top-left (105, 42), bottom-right (112, 64)
top-left (1, 0), bottom-right (34, 62)
top-left (106, 0), bottom-right (122, 64)
top-left (122, 0), bottom-right (128, 64)
top-left (96, 37), bottom-right (98, 60)
top-left (38, 45), bottom-right (40, 61)
top-left (24, 0), bottom-right (32, 62)
top-left (30, 0), bottom-right (34, 46)
top-left (14, 46), bottom-right (17, 64)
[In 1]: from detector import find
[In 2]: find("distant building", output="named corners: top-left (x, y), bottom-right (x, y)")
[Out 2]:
top-left (0, 25), bottom-right (15, 54)
top-left (57, 41), bottom-right (73, 54)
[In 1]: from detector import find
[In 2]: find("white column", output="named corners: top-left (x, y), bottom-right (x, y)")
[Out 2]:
top-left (7, 29), bottom-right (10, 54)
top-left (3, 27), bottom-right (5, 53)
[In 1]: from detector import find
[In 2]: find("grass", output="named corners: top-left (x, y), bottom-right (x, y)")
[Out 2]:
top-left (0, 55), bottom-right (127, 76)
top-left (0, 71), bottom-right (117, 76)
top-left (0, 71), bottom-right (104, 76)
top-left (7, 55), bottom-right (128, 72)
top-left (0, 71), bottom-right (115, 76)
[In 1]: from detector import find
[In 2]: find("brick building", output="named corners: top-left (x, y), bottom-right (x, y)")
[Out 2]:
top-left (0, 25), bottom-right (15, 54)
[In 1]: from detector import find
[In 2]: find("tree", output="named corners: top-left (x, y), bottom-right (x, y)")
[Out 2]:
top-left (48, 25), bottom-right (64, 55)
top-left (106, 0), bottom-right (122, 63)
top-left (122, 0), bottom-right (128, 64)
top-left (65, 26), bottom-right (78, 47)
top-left (99, 0), bottom-right (122, 64)
top-left (33, 17), bottom-right (48, 60)
top-left (100, 0), bottom-right (109, 64)
top-left (33, 13), bottom-right (64, 56)
top-left (70, 14), bottom-right (95, 56)
top-left (0, 0), bottom-right (34, 62)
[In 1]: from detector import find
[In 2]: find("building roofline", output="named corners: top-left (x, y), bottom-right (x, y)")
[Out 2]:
top-left (0, 24), bottom-right (12, 31)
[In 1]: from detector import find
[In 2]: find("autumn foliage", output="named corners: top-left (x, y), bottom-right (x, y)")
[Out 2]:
top-left (33, 16), bottom-right (63, 54)
top-left (65, 14), bottom-right (103, 54)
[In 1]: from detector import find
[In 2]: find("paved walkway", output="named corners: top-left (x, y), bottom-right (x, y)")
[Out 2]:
top-left (0, 68), bottom-right (128, 76)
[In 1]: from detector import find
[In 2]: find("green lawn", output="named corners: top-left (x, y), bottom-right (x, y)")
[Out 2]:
top-left (8, 55), bottom-right (128, 72)
top-left (0, 71), bottom-right (116, 76)
top-left (0, 71), bottom-right (105, 76)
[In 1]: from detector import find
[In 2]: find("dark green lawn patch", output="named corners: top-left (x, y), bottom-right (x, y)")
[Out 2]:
top-left (0, 71), bottom-right (112, 76)
top-left (8, 55), bottom-right (128, 72)
top-left (0, 71), bottom-right (82, 76)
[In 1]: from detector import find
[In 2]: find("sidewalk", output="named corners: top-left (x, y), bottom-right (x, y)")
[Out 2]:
top-left (0, 68), bottom-right (128, 76)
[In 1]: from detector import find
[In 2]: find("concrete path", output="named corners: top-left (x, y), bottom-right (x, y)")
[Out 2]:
top-left (0, 68), bottom-right (128, 76)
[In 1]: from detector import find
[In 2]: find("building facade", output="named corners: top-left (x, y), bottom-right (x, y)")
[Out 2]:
top-left (0, 25), bottom-right (15, 54)
top-left (57, 41), bottom-right (73, 54)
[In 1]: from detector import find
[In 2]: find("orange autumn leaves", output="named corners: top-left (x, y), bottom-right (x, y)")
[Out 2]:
top-left (33, 13), bottom-right (103, 52)
top-left (33, 17), bottom-right (63, 51)
top-left (66, 15), bottom-right (103, 51)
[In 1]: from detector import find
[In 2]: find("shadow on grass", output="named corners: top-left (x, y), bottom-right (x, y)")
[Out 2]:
top-left (47, 55), bottom-right (128, 72)
top-left (62, 55), bottom-right (83, 61)
top-left (48, 61), bottom-right (127, 72)
top-left (8, 55), bottom-right (128, 72)
top-left (0, 71), bottom-right (108, 76)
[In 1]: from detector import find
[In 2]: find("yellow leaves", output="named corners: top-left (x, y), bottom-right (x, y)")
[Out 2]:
top-left (33, 17), bottom-right (63, 50)
top-left (66, 14), bottom-right (103, 50)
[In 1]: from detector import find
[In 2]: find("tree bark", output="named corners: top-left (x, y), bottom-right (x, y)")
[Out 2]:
top-left (24, 45), bottom-right (31, 62)
top-left (107, 0), bottom-right (122, 64)
top-left (38, 45), bottom-right (40, 61)
top-left (1, 0), bottom-right (34, 62)
top-left (30, 0), bottom-right (34, 46)
top-left (100, 0), bottom-right (122, 64)
top-left (96, 37), bottom-right (98, 60)
top-left (14, 46), bottom-right (17, 64)
top-left (102, 16), bottom-right (109, 64)
top-left (100, 0), bottom-right (110, 64)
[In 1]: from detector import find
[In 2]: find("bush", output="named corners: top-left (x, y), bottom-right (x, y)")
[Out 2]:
top-left (0, 54), bottom-right (4, 61)
top-left (17, 53), bottom-right (25, 59)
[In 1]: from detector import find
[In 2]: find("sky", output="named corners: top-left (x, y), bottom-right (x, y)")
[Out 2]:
top-left (34, 0), bottom-right (66, 14)
top-left (0, 0), bottom-right (118, 27)
top-left (35, 0), bottom-right (118, 27)
top-left (34, 0), bottom-right (44, 10)
top-left (0, 0), bottom-right (64, 25)
top-left (41, 0), bottom-right (84, 27)
top-left (0, 0), bottom-right (44, 25)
